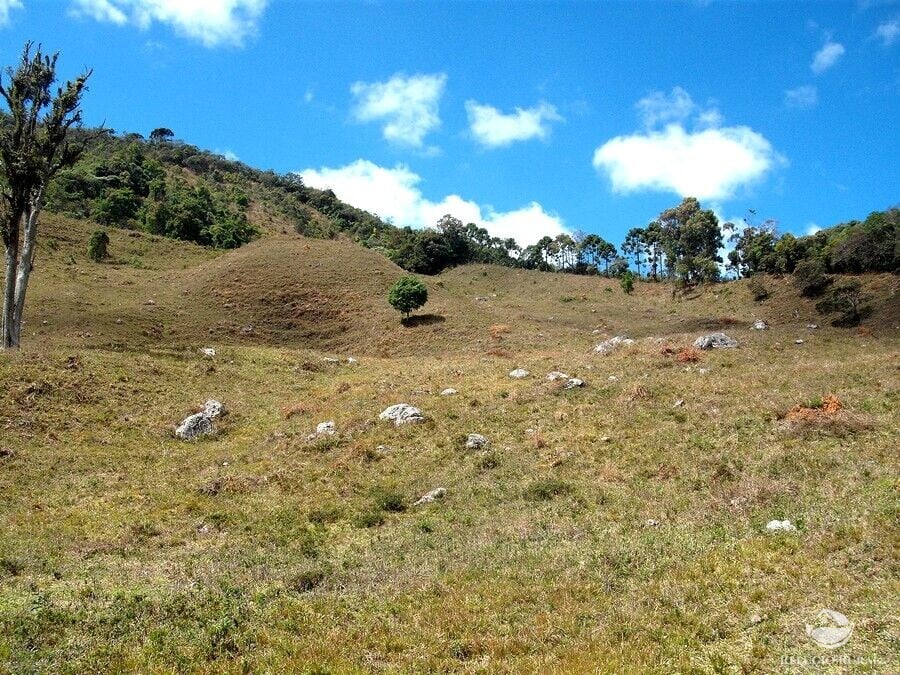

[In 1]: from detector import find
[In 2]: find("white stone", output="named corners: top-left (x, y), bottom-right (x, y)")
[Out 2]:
top-left (347, 357), bottom-right (358, 365)
top-left (378, 403), bottom-right (425, 426)
top-left (765, 519), bottom-right (797, 532)
top-left (564, 378), bottom-right (585, 390)
top-left (200, 347), bottom-right (216, 358)
top-left (465, 433), bottom-right (489, 450)
top-left (693, 333), bottom-right (739, 350)
top-left (750, 319), bottom-right (769, 330)
top-left (440, 388), bottom-right (458, 396)
top-left (594, 336), bottom-right (634, 355)
top-left (608, 375), bottom-right (619, 382)
top-left (806, 323), bottom-right (819, 330)
top-left (175, 412), bottom-right (213, 440)
top-left (546, 371), bottom-right (570, 381)
top-left (645, 519), bottom-right (660, 527)
top-left (413, 487), bottom-right (446, 506)
top-left (509, 368), bottom-right (530, 379)
top-left (316, 421), bottom-right (335, 436)
top-left (795, 339), bottom-right (805, 345)
top-left (673, 399), bottom-right (685, 408)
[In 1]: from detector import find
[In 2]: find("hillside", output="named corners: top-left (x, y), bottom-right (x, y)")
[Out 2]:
top-left (1, 203), bottom-right (898, 671)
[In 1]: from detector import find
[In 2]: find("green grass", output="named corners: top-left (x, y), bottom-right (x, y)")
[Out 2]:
top-left (0, 215), bottom-right (897, 672)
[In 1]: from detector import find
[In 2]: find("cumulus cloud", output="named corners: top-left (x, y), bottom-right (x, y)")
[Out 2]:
top-left (465, 100), bottom-right (562, 148)
top-left (70, 0), bottom-right (268, 47)
top-left (593, 88), bottom-right (782, 202)
top-left (350, 72), bottom-right (446, 149)
top-left (300, 159), bottom-right (568, 246)
top-left (784, 85), bottom-right (818, 108)
top-left (875, 18), bottom-right (899, 46)
top-left (0, 0), bottom-right (23, 26)
top-left (811, 41), bottom-right (845, 74)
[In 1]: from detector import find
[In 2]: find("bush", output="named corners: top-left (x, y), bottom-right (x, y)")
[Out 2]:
top-left (815, 280), bottom-right (872, 327)
top-left (793, 258), bottom-right (829, 297)
top-left (747, 276), bottom-right (769, 301)
top-left (620, 270), bottom-right (635, 294)
top-left (87, 229), bottom-right (110, 261)
top-left (388, 276), bottom-right (428, 319)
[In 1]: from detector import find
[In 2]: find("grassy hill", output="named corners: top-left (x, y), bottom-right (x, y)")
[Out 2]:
top-left (0, 203), bottom-right (898, 671)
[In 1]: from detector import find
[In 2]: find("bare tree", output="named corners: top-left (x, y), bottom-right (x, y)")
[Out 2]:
top-left (1, 43), bottom-right (90, 349)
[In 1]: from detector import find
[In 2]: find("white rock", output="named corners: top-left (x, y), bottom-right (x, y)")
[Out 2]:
top-left (698, 368), bottom-right (709, 375)
top-left (175, 412), bottom-right (213, 440)
top-left (440, 388), bottom-right (458, 396)
top-left (316, 421), bottom-right (335, 436)
top-left (323, 357), bottom-right (340, 364)
top-left (546, 371), bottom-right (570, 381)
top-left (347, 357), bottom-right (358, 365)
top-left (564, 378), bottom-right (585, 390)
top-left (200, 347), bottom-right (216, 358)
top-left (594, 336), bottom-right (635, 355)
top-left (509, 368), bottom-right (530, 379)
top-left (465, 433), bottom-right (489, 450)
top-left (608, 375), bottom-right (619, 382)
top-left (750, 319), bottom-right (769, 330)
top-left (202, 400), bottom-right (225, 418)
top-left (765, 519), bottom-right (797, 532)
top-left (673, 399), bottom-right (685, 408)
top-left (413, 487), bottom-right (446, 506)
top-left (645, 519), bottom-right (660, 527)
top-left (806, 609), bottom-right (853, 649)
top-left (806, 323), bottom-right (819, 330)
top-left (378, 403), bottom-right (425, 426)
top-left (693, 333), bottom-right (739, 350)
top-left (601, 436), bottom-right (612, 442)
top-left (795, 339), bottom-right (805, 345)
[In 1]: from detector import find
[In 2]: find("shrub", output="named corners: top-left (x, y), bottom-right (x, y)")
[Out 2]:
top-left (87, 229), bottom-right (110, 261)
top-left (374, 489), bottom-right (407, 513)
top-left (793, 258), bottom-right (829, 297)
top-left (388, 276), bottom-right (428, 319)
top-left (620, 270), bottom-right (635, 294)
top-left (815, 280), bottom-right (872, 327)
top-left (747, 276), bottom-right (769, 301)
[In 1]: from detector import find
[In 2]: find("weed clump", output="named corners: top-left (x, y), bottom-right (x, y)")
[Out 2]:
top-left (524, 478), bottom-right (572, 501)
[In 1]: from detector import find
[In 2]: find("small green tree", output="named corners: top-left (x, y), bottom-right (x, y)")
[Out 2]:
top-left (793, 258), bottom-right (829, 297)
top-left (747, 276), bottom-right (769, 301)
top-left (620, 269), bottom-right (635, 294)
top-left (87, 229), bottom-right (109, 261)
top-left (388, 276), bottom-right (428, 320)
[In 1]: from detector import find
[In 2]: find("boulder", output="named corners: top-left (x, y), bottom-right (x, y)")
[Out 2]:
top-left (564, 378), bottom-right (585, 390)
top-left (175, 412), bottom-right (214, 440)
top-left (378, 403), bottom-right (425, 426)
top-left (508, 368), bottom-right (530, 379)
top-left (465, 433), bottom-right (489, 450)
top-left (750, 320), bottom-right (769, 330)
top-left (202, 399), bottom-right (225, 418)
top-left (693, 333), bottom-right (738, 350)
top-left (594, 336), bottom-right (634, 354)
top-left (316, 421), bottom-right (336, 436)
top-left (413, 487), bottom-right (446, 506)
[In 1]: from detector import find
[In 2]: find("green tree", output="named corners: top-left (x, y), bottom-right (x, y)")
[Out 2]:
top-left (621, 227), bottom-right (647, 277)
top-left (87, 229), bottom-right (109, 261)
top-left (1, 43), bottom-right (90, 349)
top-left (793, 258), bottom-right (829, 297)
top-left (619, 269), bottom-right (635, 294)
top-left (388, 276), bottom-right (428, 320)
top-left (815, 279), bottom-right (871, 326)
top-left (149, 127), bottom-right (174, 142)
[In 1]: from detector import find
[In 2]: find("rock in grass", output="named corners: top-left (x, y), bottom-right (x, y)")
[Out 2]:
top-left (564, 378), bottom-right (585, 390)
top-left (765, 519), bottom-right (797, 532)
top-left (546, 371), bottom-right (570, 381)
top-left (440, 388), bottom-right (458, 396)
top-left (693, 333), bottom-right (738, 350)
top-left (175, 399), bottom-right (225, 440)
top-left (200, 347), bottom-right (216, 358)
top-left (509, 368), bottom-right (530, 379)
top-left (593, 336), bottom-right (634, 354)
top-left (413, 487), bottom-right (446, 506)
top-left (750, 320), bottom-right (769, 330)
top-left (316, 421), bottom-right (335, 436)
top-left (378, 403), bottom-right (425, 426)
top-left (465, 433), bottom-right (489, 450)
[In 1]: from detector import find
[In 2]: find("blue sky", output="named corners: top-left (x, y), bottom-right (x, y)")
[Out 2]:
top-left (1, 0), bottom-right (898, 246)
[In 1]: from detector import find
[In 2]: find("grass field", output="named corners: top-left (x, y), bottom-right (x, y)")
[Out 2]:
top-left (0, 215), bottom-right (897, 672)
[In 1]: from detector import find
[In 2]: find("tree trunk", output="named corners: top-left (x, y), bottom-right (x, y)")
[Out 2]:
top-left (2, 236), bottom-right (18, 349)
top-left (10, 197), bottom-right (42, 346)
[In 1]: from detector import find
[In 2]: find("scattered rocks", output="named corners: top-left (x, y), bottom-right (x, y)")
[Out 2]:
top-left (413, 487), bottom-right (446, 506)
top-left (750, 319), bottom-right (769, 330)
top-left (594, 336), bottom-right (634, 355)
top-left (378, 403), bottom-right (425, 426)
top-left (765, 519), bottom-right (797, 532)
top-left (546, 371), bottom-right (570, 381)
top-left (440, 388), bottom-right (458, 396)
top-left (693, 333), bottom-right (739, 350)
top-left (465, 433), bottom-right (489, 450)
top-left (175, 399), bottom-right (225, 441)
top-left (806, 609), bottom-right (853, 649)
top-left (200, 347), bottom-right (216, 358)
top-left (508, 368), bottom-right (530, 379)
top-left (564, 378), bottom-right (585, 390)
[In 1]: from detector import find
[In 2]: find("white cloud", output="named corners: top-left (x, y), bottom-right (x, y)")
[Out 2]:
top-left (875, 18), bottom-right (899, 46)
top-left (785, 85), bottom-right (818, 108)
top-left (811, 41), bottom-right (845, 74)
top-left (635, 87), bottom-right (696, 128)
top-left (350, 72), bottom-right (446, 149)
top-left (0, 0), bottom-right (24, 26)
top-left (806, 223), bottom-right (822, 235)
top-left (70, 0), bottom-right (267, 47)
top-left (465, 100), bottom-right (562, 148)
top-left (300, 159), bottom-right (568, 246)
top-left (593, 124), bottom-right (781, 202)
